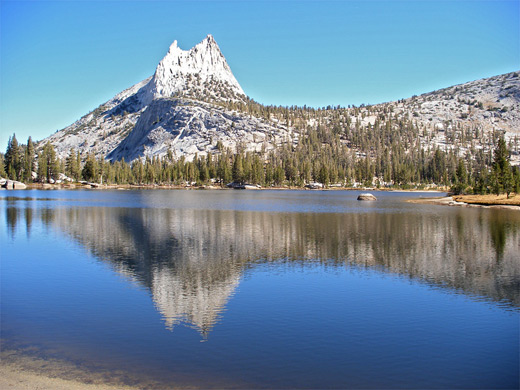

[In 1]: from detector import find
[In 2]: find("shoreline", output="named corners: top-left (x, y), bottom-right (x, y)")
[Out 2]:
top-left (12, 182), bottom-right (448, 192)
top-left (0, 363), bottom-right (139, 390)
top-left (0, 356), bottom-right (142, 390)
top-left (0, 345), bottom-right (242, 390)
top-left (3, 183), bottom-right (518, 208)
top-left (407, 195), bottom-right (520, 210)
top-left (0, 343), bottom-right (183, 390)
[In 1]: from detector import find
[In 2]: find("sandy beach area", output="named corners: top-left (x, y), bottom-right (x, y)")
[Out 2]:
top-left (0, 362), bottom-right (138, 390)
top-left (0, 349), bottom-right (150, 390)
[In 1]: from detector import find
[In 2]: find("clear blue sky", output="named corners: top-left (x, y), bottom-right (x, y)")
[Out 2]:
top-left (1, 0), bottom-right (519, 149)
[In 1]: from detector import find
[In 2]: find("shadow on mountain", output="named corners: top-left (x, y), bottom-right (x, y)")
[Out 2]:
top-left (107, 98), bottom-right (185, 161)
top-left (105, 80), bottom-right (153, 118)
top-left (107, 93), bottom-right (144, 116)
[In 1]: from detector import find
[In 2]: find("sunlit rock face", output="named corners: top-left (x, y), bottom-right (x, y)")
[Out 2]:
top-left (150, 34), bottom-right (245, 100)
top-left (44, 35), bottom-right (294, 163)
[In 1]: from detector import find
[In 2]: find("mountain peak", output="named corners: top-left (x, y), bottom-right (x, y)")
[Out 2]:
top-left (203, 33), bottom-right (215, 43)
top-left (149, 35), bottom-right (245, 100)
top-left (167, 40), bottom-right (179, 53)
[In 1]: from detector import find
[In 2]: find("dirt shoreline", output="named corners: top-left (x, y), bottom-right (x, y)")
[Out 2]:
top-left (18, 182), bottom-right (447, 192)
top-left (0, 346), bottom-right (163, 390)
top-left (407, 195), bottom-right (520, 210)
top-left (0, 362), bottom-right (139, 390)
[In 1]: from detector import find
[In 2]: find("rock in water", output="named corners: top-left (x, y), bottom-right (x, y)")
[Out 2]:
top-left (357, 193), bottom-right (377, 201)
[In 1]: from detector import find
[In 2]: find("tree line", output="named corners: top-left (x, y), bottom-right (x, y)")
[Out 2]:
top-left (1, 130), bottom-right (519, 196)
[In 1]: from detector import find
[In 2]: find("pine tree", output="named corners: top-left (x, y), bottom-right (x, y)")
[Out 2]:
top-left (513, 166), bottom-right (520, 195)
top-left (66, 148), bottom-right (81, 181)
top-left (318, 164), bottom-right (329, 187)
top-left (23, 137), bottom-right (36, 182)
top-left (251, 154), bottom-right (265, 185)
top-left (456, 158), bottom-right (467, 185)
top-left (5, 134), bottom-right (21, 180)
top-left (0, 153), bottom-right (7, 178)
top-left (75, 151), bottom-right (82, 181)
top-left (37, 151), bottom-right (47, 182)
top-left (98, 156), bottom-right (106, 184)
top-left (273, 166), bottom-right (285, 185)
top-left (491, 137), bottom-right (512, 196)
top-left (232, 154), bottom-right (244, 183)
top-left (504, 167), bottom-right (514, 197)
top-left (82, 153), bottom-right (98, 182)
top-left (40, 142), bottom-right (59, 183)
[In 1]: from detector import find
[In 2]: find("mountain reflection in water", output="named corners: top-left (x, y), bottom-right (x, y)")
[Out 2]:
top-left (5, 201), bottom-right (519, 336)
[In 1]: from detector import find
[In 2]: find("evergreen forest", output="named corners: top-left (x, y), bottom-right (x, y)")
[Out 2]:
top-left (2, 123), bottom-right (519, 196)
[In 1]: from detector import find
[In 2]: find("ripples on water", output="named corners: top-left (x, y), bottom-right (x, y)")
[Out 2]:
top-left (1, 189), bottom-right (519, 388)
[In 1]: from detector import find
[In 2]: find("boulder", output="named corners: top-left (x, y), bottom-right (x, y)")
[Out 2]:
top-left (357, 193), bottom-right (377, 201)
top-left (226, 182), bottom-right (245, 189)
top-left (305, 182), bottom-right (324, 189)
top-left (2, 180), bottom-right (27, 190)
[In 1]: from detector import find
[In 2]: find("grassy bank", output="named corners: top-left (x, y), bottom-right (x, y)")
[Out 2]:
top-left (452, 194), bottom-right (520, 206)
top-left (407, 194), bottom-right (520, 209)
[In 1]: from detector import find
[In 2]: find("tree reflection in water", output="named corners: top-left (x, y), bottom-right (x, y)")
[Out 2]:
top-left (5, 203), bottom-right (520, 334)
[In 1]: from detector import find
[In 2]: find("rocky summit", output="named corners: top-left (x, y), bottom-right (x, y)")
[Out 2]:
top-left (44, 35), bottom-right (294, 162)
top-left (43, 35), bottom-right (520, 165)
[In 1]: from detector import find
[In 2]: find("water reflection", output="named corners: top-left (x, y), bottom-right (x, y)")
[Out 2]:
top-left (6, 207), bottom-right (18, 238)
top-left (24, 208), bottom-right (33, 237)
top-left (5, 203), bottom-right (520, 335)
top-left (489, 212), bottom-right (512, 262)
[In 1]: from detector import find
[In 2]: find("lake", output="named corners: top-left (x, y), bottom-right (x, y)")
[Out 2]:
top-left (1, 189), bottom-right (519, 389)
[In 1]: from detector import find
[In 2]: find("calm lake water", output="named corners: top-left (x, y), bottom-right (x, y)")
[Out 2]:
top-left (1, 189), bottom-right (519, 389)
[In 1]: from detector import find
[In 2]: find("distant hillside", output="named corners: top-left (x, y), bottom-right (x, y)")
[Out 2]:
top-left (42, 35), bottom-right (520, 167)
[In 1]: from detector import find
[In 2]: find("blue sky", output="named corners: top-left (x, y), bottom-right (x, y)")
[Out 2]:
top-left (1, 0), bottom-right (519, 149)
